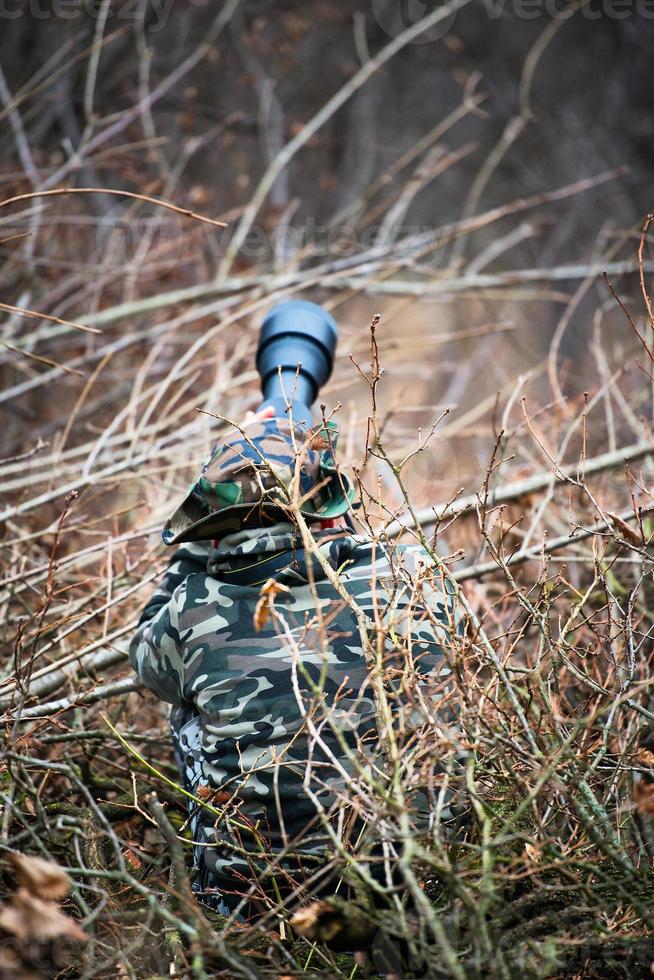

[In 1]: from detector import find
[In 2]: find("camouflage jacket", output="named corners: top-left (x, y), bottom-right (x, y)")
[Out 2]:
top-left (129, 523), bottom-right (458, 903)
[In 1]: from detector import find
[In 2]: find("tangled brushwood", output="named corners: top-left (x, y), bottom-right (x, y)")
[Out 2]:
top-left (2, 243), bottom-right (654, 979)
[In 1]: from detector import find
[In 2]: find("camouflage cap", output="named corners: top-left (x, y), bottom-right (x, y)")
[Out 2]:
top-left (162, 416), bottom-right (355, 545)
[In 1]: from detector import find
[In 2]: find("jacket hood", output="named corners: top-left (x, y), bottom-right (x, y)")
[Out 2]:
top-left (206, 522), bottom-right (364, 588)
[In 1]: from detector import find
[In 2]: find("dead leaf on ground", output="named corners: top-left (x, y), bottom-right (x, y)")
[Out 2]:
top-left (7, 853), bottom-right (71, 901)
top-left (0, 888), bottom-right (86, 944)
top-left (524, 842), bottom-right (542, 863)
top-left (291, 898), bottom-right (377, 951)
top-left (123, 849), bottom-right (143, 872)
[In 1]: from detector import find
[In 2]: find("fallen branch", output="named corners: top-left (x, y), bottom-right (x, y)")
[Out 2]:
top-left (388, 439), bottom-right (653, 536)
top-left (0, 622), bottom-right (137, 702)
top-left (0, 644), bottom-right (131, 708)
top-left (2, 675), bottom-right (143, 723)
top-left (339, 258), bottom-right (654, 296)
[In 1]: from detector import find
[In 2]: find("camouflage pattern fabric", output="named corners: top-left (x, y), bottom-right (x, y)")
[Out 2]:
top-left (169, 703), bottom-right (235, 916)
top-left (162, 417), bottom-right (355, 546)
top-left (130, 524), bottom-right (461, 913)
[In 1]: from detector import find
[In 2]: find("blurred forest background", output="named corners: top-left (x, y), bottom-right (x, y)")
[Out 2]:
top-left (3, 2), bottom-right (654, 978)
top-left (2, 0), bottom-right (654, 499)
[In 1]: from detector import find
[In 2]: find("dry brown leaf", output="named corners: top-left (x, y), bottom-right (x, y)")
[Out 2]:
top-left (290, 899), bottom-right (377, 950)
top-left (608, 512), bottom-right (643, 548)
top-left (8, 853), bottom-right (71, 901)
top-left (253, 597), bottom-right (270, 632)
top-left (260, 578), bottom-right (291, 599)
top-left (310, 433), bottom-right (330, 451)
top-left (253, 578), bottom-right (291, 633)
top-left (0, 889), bottom-right (86, 944)
top-left (123, 849), bottom-right (143, 872)
top-left (196, 785), bottom-right (232, 805)
top-left (635, 748), bottom-right (654, 769)
top-left (291, 901), bottom-right (338, 941)
top-left (633, 780), bottom-right (654, 815)
top-left (524, 842), bottom-right (542, 863)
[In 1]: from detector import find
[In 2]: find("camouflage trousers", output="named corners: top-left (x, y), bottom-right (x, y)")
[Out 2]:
top-left (170, 705), bottom-right (236, 917)
top-left (169, 704), bottom-right (338, 917)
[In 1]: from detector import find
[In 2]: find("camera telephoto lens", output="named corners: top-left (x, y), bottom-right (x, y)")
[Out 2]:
top-left (256, 299), bottom-right (338, 428)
